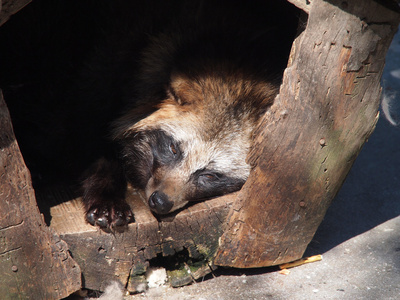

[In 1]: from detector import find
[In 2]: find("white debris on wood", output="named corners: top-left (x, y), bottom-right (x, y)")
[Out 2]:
top-left (146, 267), bottom-right (168, 288)
top-left (86, 281), bottom-right (124, 300)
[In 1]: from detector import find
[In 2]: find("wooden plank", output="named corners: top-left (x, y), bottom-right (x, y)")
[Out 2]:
top-left (0, 91), bottom-right (81, 299)
top-left (214, 0), bottom-right (400, 268)
top-left (43, 185), bottom-right (235, 292)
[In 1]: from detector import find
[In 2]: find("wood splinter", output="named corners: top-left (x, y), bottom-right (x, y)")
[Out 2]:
top-left (279, 254), bottom-right (323, 270)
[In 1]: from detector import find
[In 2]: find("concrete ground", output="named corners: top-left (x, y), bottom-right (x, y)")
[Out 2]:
top-left (121, 27), bottom-right (400, 300)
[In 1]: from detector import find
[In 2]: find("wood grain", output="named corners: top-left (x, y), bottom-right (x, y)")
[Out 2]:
top-left (0, 91), bottom-right (81, 299)
top-left (42, 185), bottom-right (236, 292)
top-left (214, 0), bottom-right (400, 268)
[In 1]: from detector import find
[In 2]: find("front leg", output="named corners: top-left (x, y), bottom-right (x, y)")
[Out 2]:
top-left (81, 158), bottom-right (133, 228)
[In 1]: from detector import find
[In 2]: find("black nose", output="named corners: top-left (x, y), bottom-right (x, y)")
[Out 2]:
top-left (148, 191), bottom-right (174, 214)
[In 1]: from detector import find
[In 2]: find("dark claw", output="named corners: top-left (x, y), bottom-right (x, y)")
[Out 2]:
top-left (114, 212), bottom-right (126, 227)
top-left (86, 209), bottom-right (97, 226)
top-left (85, 204), bottom-right (134, 229)
top-left (96, 216), bottom-right (109, 228)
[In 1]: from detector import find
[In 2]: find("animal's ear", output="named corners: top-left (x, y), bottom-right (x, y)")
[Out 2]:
top-left (166, 84), bottom-right (184, 105)
top-left (168, 73), bottom-right (201, 105)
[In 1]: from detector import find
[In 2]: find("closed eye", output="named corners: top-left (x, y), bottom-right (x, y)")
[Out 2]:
top-left (200, 173), bottom-right (219, 180)
top-left (197, 172), bottom-right (224, 185)
top-left (150, 130), bottom-right (182, 166)
top-left (169, 143), bottom-right (178, 155)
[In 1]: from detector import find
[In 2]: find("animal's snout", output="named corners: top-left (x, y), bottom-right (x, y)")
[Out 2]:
top-left (148, 191), bottom-right (174, 214)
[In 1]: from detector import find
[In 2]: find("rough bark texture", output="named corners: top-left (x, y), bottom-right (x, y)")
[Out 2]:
top-left (214, 0), bottom-right (400, 268)
top-left (43, 186), bottom-right (235, 292)
top-left (0, 0), bottom-right (31, 26)
top-left (0, 92), bottom-right (81, 299)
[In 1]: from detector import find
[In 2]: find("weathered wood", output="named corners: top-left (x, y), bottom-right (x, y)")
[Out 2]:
top-left (43, 185), bottom-right (235, 292)
top-left (215, 0), bottom-right (400, 268)
top-left (0, 92), bottom-right (81, 299)
top-left (286, 0), bottom-right (312, 13)
top-left (0, 0), bottom-right (32, 26)
top-left (2, 0), bottom-right (399, 294)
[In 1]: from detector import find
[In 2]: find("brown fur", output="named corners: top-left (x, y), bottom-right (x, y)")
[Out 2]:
top-left (80, 0), bottom-right (298, 228)
top-left (113, 72), bottom-right (279, 212)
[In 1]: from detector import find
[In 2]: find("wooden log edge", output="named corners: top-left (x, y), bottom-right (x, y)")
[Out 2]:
top-left (42, 185), bottom-right (236, 292)
top-left (214, 0), bottom-right (400, 268)
top-left (0, 91), bottom-right (81, 299)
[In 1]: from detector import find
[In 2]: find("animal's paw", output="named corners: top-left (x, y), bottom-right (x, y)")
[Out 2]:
top-left (86, 202), bottom-right (133, 229)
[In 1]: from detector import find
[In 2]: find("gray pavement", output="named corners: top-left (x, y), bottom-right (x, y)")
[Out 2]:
top-left (125, 28), bottom-right (400, 300)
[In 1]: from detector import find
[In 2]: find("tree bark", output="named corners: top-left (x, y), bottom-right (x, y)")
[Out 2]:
top-left (0, 92), bottom-right (81, 299)
top-left (214, 0), bottom-right (400, 268)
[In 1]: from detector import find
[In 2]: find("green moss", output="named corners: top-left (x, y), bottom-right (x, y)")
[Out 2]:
top-left (167, 268), bottom-right (192, 287)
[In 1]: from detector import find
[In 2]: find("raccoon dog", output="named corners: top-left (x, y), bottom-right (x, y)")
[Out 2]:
top-left (81, 1), bottom-right (298, 228)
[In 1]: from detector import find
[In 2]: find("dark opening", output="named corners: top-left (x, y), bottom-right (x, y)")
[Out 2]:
top-left (0, 0), bottom-right (302, 215)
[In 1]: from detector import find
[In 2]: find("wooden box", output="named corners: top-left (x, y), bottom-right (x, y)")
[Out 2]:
top-left (0, 0), bottom-right (399, 298)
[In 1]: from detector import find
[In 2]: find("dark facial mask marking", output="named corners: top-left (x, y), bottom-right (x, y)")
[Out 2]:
top-left (119, 129), bottom-right (182, 189)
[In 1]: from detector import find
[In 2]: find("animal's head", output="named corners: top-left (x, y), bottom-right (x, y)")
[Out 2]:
top-left (113, 72), bottom-right (277, 214)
